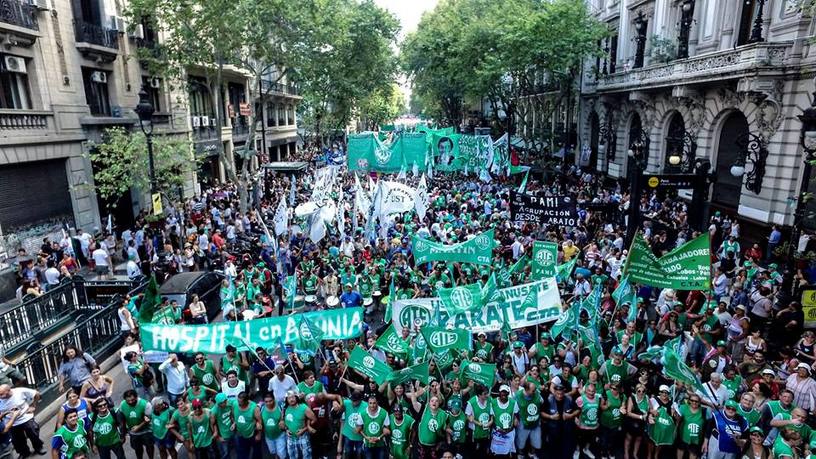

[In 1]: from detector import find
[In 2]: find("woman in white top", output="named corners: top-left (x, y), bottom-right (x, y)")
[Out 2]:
top-left (188, 294), bottom-right (207, 324)
top-left (117, 298), bottom-right (135, 338)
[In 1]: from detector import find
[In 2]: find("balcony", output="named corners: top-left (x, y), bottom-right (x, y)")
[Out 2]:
top-left (0, 110), bottom-right (52, 138)
top-left (595, 42), bottom-right (791, 93)
top-left (259, 80), bottom-right (301, 98)
top-left (192, 125), bottom-right (218, 141)
top-left (231, 117), bottom-right (249, 142)
top-left (74, 20), bottom-right (119, 63)
top-left (0, 0), bottom-right (40, 47)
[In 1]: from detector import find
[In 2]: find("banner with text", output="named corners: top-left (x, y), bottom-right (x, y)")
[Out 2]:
top-left (141, 308), bottom-right (364, 353)
top-left (624, 232), bottom-right (711, 290)
top-left (391, 278), bottom-right (562, 335)
top-left (510, 191), bottom-right (578, 226)
top-left (531, 241), bottom-right (559, 278)
top-left (412, 229), bottom-right (496, 266)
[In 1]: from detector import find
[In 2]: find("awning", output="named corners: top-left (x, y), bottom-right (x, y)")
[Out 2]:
top-left (261, 161), bottom-right (310, 172)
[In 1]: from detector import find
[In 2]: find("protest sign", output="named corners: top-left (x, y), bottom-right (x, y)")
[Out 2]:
top-left (531, 241), bottom-right (558, 278)
top-left (510, 191), bottom-right (578, 226)
top-left (623, 232), bottom-right (710, 290)
top-left (412, 230), bottom-right (496, 266)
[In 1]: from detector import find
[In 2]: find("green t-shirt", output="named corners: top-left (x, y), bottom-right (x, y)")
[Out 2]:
top-left (297, 381), bottom-right (324, 398)
top-left (212, 401), bottom-right (235, 439)
top-left (600, 390), bottom-right (625, 429)
top-left (89, 412), bottom-right (121, 447)
top-left (677, 403), bottom-right (705, 445)
top-left (150, 407), bottom-right (175, 440)
top-left (220, 355), bottom-right (249, 386)
top-left (190, 410), bottom-right (214, 448)
top-left (54, 420), bottom-right (90, 459)
top-left (649, 403), bottom-right (676, 446)
top-left (473, 342), bottom-right (494, 361)
top-left (531, 343), bottom-right (554, 362)
top-left (261, 405), bottom-right (283, 439)
top-left (447, 410), bottom-right (467, 444)
top-left (491, 398), bottom-right (518, 431)
top-left (341, 400), bottom-right (367, 442)
top-left (191, 360), bottom-right (219, 392)
top-left (119, 399), bottom-right (148, 431)
top-left (515, 390), bottom-right (542, 428)
top-left (233, 401), bottom-right (257, 439)
top-left (360, 407), bottom-right (389, 447)
top-left (417, 407), bottom-right (448, 446)
top-left (578, 394), bottom-right (600, 429)
top-left (722, 375), bottom-right (742, 400)
top-left (171, 409), bottom-right (192, 441)
top-left (468, 396), bottom-right (492, 439)
top-left (283, 403), bottom-right (308, 438)
top-left (772, 437), bottom-right (796, 459)
top-left (389, 414), bottom-right (415, 459)
top-left (738, 405), bottom-right (761, 427)
top-left (187, 387), bottom-right (210, 405)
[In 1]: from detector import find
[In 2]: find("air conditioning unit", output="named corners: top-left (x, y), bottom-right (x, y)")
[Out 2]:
top-left (192, 116), bottom-right (201, 127)
top-left (200, 116), bottom-right (209, 127)
top-left (149, 77), bottom-right (161, 89)
top-left (91, 71), bottom-right (107, 83)
top-left (3, 56), bottom-right (27, 74)
top-left (110, 16), bottom-right (125, 32)
top-left (127, 24), bottom-right (144, 40)
top-left (28, 0), bottom-right (50, 11)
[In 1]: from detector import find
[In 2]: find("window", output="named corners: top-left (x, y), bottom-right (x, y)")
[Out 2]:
top-left (141, 76), bottom-right (162, 112)
top-left (266, 102), bottom-right (275, 126)
top-left (187, 77), bottom-right (213, 117)
top-left (737, 0), bottom-right (762, 45)
top-left (0, 55), bottom-right (32, 109)
top-left (288, 105), bottom-right (295, 125)
top-left (81, 67), bottom-right (110, 116)
top-left (277, 105), bottom-right (284, 125)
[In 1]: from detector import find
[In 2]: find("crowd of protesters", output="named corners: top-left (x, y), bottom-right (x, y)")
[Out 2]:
top-left (24, 140), bottom-right (816, 459)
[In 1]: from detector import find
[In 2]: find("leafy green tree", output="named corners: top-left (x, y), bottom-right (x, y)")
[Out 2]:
top-left (89, 127), bottom-right (194, 208)
top-left (356, 83), bottom-right (405, 131)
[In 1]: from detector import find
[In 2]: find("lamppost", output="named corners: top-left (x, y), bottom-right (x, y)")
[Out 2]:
top-left (748, 0), bottom-right (768, 43)
top-left (677, 0), bottom-right (695, 59)
top-left (730, 132), bottom-right (768, 194)
top-left (135, 86), bottom-right (156, 195)
top-left (633, 11), bottom-right (647, 69)
top-left (598, 114), bottom-right (617, 163)
top-left (666, 127), bottom-right (698, 173)
top-left (788, 89), bottom-right (816, 274)
top-left (626, 129), bottom-right (649, 245)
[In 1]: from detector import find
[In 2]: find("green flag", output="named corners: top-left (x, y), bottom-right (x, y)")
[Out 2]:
top-left (375, 324), bottom-right (409, 358)
top-left (420, 326), bottom-right (472, 354)
top-left (518, 170), bottom-right (530, 193)
top-left (139, 275), bottom-right (161, 323)
top-left (348, 346), bottom-right (392, 385)
top-left (509, 255), bottom-right (528, 276)
top-left (612, 277), bottom-right (633, 306)
top-left (432, 350), bottom-right (454, 371)
top-left (412, 333), bottom-right (428, 365)
top-left (412, 229), bottom-right (496, 266)
top-left (459, 360), bottom-right (496, 387)
top-left (638, 345), bottom-right (663, 362)
top-left (284, 274), bottom-right (297, 311)
top-left (438, 283), bottom-right (484, 315)
top-left (481, 273), bottom-right (500, 304)
top-left (580, 284), bottom-right (602, 321)
top-left (556, 258), bottom-right (578, 282)
top-left (532, 242), bottom-right (559, 278)
top-left (387, 361), bottom-right (430, 386)
top-left (662, 347), bottom-right (704, 392)
top-left (295, 315), bottom-right (324, 356)
top-left (624, 232), bottom-right (711, 290)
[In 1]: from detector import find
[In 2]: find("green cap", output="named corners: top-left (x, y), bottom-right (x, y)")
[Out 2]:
top-left (769, 263), bottom-right (778, 269)
top-left (449, 399), bottom-right (462, 411)
top-left (717, 340), bottom-right (727, 347)
top-left (750, 426), bottom-right (764, 434)
top-left (541, 332), bottom-right (551, 340)
top-left (215, 393), bottom-right (227, 404)
top-left (725, 400), bottom-right (738, 409)
top-left (513, 341), bottom-right (524, 349)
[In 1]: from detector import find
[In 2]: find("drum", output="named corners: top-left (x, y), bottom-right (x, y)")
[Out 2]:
top-left (305, 295), bottom-right (317, 304)
top-left (326, 296), bottom-right (340, 308)
top-left (363, 297), bottom-right (373, 306)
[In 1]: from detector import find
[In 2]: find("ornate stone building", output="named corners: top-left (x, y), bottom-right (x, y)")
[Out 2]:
top-left (579, 0), bottom-right (812, 228)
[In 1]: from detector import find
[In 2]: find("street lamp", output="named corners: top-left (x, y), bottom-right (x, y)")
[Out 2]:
top-left (748, 0), bottom-right (768, 43)
top-left (135, 86), bottom-right (156, 194)
top-left (668, 153), bottom-right (681, 166)
top-left (626, 129), bottom-right (649, 244)
top-left (633, 11), bottom-right (647, 69)
top-left (730, 132), bottom-right (768, 194)
top-left (677, 0), bottom-right (695, 59)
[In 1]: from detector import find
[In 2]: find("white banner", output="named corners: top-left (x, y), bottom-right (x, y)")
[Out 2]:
top-left (375, 181), bottom-right (416, 217)
top-left (391, 278), bottom-right (562, 335)
top-left (311, 167), bottom-right (335, 204)
top-left (415, 175), bottom-right (429, 222)
top-left (273, 198), bottom-right (288, 236)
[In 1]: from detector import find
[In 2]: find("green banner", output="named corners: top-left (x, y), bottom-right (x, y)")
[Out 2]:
top-left (437, 283), bottom-right (484, 315)
top-left (420, 326), bottom-right (472, 354)
top-left (140, 308), bottom-right (364, 353)
top-left (431, 350), bottom-right (454, 371)
top-left (412, 229), bottom-right (496, 266)
top-left (624, 233), bottom-right (711, 290)
top-left (348, 132), bottom-right (402, 172)
top-left (432, 133), bottom-right (463, 172)
top-left (556, 258), bottom-right (577, 282)
top-left (460, 360), bottom-right (496, 387)
top-left (374, 324), bottom-right (409, 358)
top-left (387, 361), bottom-right (430, 386)
top-left (391, 132), bottom-right (428, 168)
top-left (531, 242), bottom-right (558, 278)
top-left (348, 346), bottom-right (392, 385)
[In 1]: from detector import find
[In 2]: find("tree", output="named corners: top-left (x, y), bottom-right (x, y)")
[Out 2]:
top-left (356, 83), bottom-right (405, 131)
top-left (89, 127), bottom-right (194, 208)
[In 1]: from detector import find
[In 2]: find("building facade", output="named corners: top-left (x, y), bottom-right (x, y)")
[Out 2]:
top-left (578, 0), bottom-right (815, 229)
top-left (0, 0), bottom-right (300, 239)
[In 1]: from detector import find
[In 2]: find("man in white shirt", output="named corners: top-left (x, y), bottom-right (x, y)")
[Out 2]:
top-left (44, 262), bottom-right (61, 290)
top-left (91, 246), bottom-right (112, 280)
top-left (126, 254), bottom-right (141, 280)
top-left (158, 354), bottom-right (189, 404)
top-left (268, 366), bottom-right (296, 406)
top-left (0, 384), bottom-right (45, 456)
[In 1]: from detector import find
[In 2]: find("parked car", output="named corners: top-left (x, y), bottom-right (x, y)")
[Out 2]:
top-left (159, 271), bottom-right (224, 322)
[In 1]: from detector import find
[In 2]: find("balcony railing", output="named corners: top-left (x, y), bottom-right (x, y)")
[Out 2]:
top-left (0, 109), bottom-right (50, 129)
top-left (193, 125), bottom-right (218, 141)
top-left (0, 0), bottom-right (38, 31)
top-left (260, 80), bottom-right (300, 96)
top-left (74, 20), bottom-right (119, 50)
top-left (595, 42), bottom-right (791, 92)
top-left (232, 117), bottom-right (249, 137)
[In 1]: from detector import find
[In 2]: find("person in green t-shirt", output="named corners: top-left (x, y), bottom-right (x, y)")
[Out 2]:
top-left (415, 395), bottom-right (448, 457)
top-left (340, 391), bottom-right (367, 459)
top-left (211, 393), bottom-right (235, 459)
top-left (169, 398), bottom-right (193, 457)
top-left (88, 399), bottom-right (124, 459)
top-left (675, 395), bottom-right (706, 458)
top-left (149, 398), bottom-right (176, 459)
top-left (118, 390), bottom-right (154, 459)
top-left (445, 398), bottom-right (467, 455)
top-left (296, 371), bottom-right (325, 398)
top-left (232, 392), bottom-right (261, 459)
top-left (355, 395), bottom-right (390, 457)
top-left (599, 384), bottom-right (626, 459)
top-left (773, 429), bottom-right (802, 459)
top-left (190, 354), bottom-right (220, 393)
top-left (188, 399), bottom-right (215, 458)
top-left (51, 409), bottom-right (91, 459)
top-left (389, 404), bottom-right (415, 459)
top-left (282, 391), bottom-right (316, 459)
top-left (515, 382), bottom-right (543, 456)
top-left (466, 384), bottom-right (493, 454)
top-left (218, 346), bottom-right (249, 388)
top-left (260, 393), bottom-right (285, 459)
top-left (473, 332), bottom-right (495, 362)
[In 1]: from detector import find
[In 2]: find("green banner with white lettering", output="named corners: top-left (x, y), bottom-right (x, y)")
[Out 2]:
top-left (140, 308), bottom-right (364, 354)
top-left (531, 241), bottom-right (558, 278)
top-left (420, 326), bottom-right (472, 354)
top-left (623, 232), bottom-right (711, 290)
top-left (348, 346), bottom-right (392, 385)
top-left (412, 229), bottom-right (496, 266)
top-left (460, 360), bottom-right (496, 387)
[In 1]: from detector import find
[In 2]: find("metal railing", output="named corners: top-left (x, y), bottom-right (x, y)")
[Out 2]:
top-left (0, 280), bottom-right (79, 352)
top-left (0, 0), bottom-right (38, 31)
top-left (192, 125), bottom-right (218, 141)
top-left (14, 280), bottom-right (147, 404)
top-left (260, 80), bottom-right (300, 96)
top-left (74, 20), bottom-right (119, 50)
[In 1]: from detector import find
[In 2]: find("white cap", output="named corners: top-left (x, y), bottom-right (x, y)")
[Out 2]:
top-left (797, 363), bottom-right (812, 372)
top-left (761, 368), bottom-right (775, 376)
top-left (658, 385), bottom-right (671, 393)
top-left (499, 385), bottom-right (511, 393)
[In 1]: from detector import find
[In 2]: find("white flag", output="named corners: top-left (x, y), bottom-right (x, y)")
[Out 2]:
top-left (311, 167), bottom-right (334, 204)
top-left (479, 167), bottom-right (492, 183)
top-left (397, 164), bottom-right (406, 181)
top-left (106, 215), bottom-right (113, 234)
top-left (308, 212), bottom-right (326, 243)
top-left (414, 175), bottom-right (429, 221)
top-left (412, 162), bottom-right (419, 177)
top-left (273, 198), bottom-right (288, 236)
top-left (288, 175), bottom-right (296, 207)
top-left (376, 181), bottom-right (416, 217)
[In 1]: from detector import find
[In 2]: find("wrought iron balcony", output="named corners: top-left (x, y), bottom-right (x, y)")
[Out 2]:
top-left (260, 80), bottom-right (300, 97)
top-left (74, 20), bottom-right (119, 50)
top-left (0, 0), bottom-right (38, 31)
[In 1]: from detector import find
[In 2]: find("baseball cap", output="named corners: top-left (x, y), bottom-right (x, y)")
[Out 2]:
top-left (215, 393), bottom-right (227, 404)
top-left (716, 340), bottom-right (727, 347)
top-left (749, 426), bottom-right (764, 434)
top-left (725, 400), bottom-right (738, 409)
top-left (513, 341), bottom-right (524, 349)
top-left (658, 385), bottom-right (670, 393)
top-left (761, 368), bottom-right (775, 376)
top-left (449, 399), bottom-right (462, 411)
top-left (499, 385), bottom-right (511, 393)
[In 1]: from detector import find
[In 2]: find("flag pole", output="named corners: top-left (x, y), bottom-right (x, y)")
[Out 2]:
top-left (239, 338), bottom-right (274, 374)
